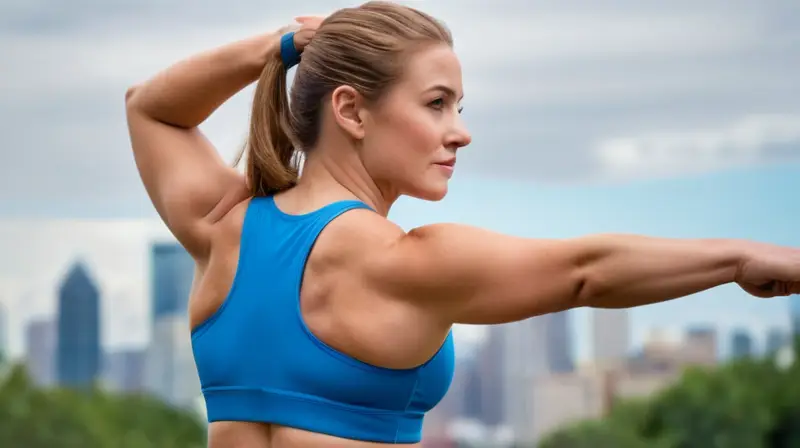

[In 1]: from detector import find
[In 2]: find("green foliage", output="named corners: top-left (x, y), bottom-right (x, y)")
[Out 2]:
top-left (0, 364), bottom-right (206, 448)
top-left (539, 337), bottom-right (800, 448)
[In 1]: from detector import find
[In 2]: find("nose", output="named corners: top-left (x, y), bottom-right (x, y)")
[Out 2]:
top-left (445, 116), bottom-right (472, 150)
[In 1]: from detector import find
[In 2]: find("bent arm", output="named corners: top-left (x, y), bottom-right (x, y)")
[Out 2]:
top-left (125, 31), bottom-right (282, 257)
top-left (365, 223), bottom-right (743, 325)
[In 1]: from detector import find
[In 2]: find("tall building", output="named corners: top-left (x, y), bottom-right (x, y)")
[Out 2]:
top-left (151, 242), bottom-right (195, 321)
top-left (145, 314), bottom-right (200, 407)
top-left (146, 242), bottom-right (199, 406)
top-left (682, 326), bottom-right (717, 366)
top-left (791, 295), bottom-right (800, 337)
top-left (25, 318), bottom-right (56, 386)
top-left (730, 329), bottom-right (754, 359)
top-left (56, 261), bottom-right (101, 388)
top-left (103, 349), bottom-right (146, 393)
top-left (591, 309), bottom-right (630, 368)
top-left (501, 317), bottom-right (549, 443)
top-left (475, 325), bottom-right (506, 426)
top-left (766, 328), bottom-right (789, 354)
top-left (545, 311), bottom-right (574, 373)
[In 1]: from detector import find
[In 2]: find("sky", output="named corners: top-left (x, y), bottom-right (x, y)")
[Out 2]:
top-left (0, 0), bottom-right (799, 361)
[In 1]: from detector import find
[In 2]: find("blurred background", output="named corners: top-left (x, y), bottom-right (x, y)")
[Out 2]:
top-left (1, 0), bottom-right (799, 447)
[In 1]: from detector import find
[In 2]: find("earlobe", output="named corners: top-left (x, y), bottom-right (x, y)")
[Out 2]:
top-left (331, 85), bottom-right (365, 140)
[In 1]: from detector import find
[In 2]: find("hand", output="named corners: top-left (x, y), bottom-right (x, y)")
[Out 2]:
top-left (735, 242), bottom-right (800, 298)
top-left (292, 16), bottom-right (325, 51)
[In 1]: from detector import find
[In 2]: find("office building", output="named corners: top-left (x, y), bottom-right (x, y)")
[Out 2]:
top-left (56, 261), bottom-right (101, 388)
top-left (25, 318), bottom-right (56, 386)
top-left (151, 242), bottom-right (194, 322)
top-left (730, 329), bottom-right (753, 359)
top-left (591, 309), bottom-right (630, 368)
top-left (545, 311), bottom-right (574, 373)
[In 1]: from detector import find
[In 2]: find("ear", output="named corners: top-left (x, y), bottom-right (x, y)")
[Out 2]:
top-left (330, 85), bottom-right (365, 140)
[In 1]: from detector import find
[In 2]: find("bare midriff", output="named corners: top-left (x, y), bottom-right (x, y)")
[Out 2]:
top-left (207, 422), bottom-right (423, 448)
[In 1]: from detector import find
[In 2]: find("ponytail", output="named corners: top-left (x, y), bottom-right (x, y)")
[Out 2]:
top-left (235, 56), bottom-right (298, 196)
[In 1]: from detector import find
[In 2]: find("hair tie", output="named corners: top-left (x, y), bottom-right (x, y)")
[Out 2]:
top-left (280, 32), bottom-right (302, 69)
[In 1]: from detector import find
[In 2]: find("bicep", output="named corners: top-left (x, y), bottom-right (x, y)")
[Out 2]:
top-left (365, 223), bottom-right (587, 325)
top-left (126, 104), bottom-right (246, 258)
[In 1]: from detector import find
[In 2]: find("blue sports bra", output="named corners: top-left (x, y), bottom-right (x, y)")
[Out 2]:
top-left (191, 196), bottom-right (455, 443)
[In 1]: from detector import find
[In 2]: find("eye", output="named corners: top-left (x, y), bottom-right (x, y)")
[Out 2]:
top-left (428, 98), bottom-right (463, 114)
top-left (429, 98), bottom-right (445, 109)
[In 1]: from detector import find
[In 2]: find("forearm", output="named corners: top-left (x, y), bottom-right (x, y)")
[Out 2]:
top-left (125, 31), bottom-right (280, 128)
top-left (577, 234), bottom-right (744, 308)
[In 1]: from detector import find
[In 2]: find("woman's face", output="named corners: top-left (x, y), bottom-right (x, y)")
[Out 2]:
top-left (359, 43), bottom-right (472, 201)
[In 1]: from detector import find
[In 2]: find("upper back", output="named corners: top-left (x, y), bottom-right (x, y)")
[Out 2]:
top-left (190, 195), bottom-right (455, 444)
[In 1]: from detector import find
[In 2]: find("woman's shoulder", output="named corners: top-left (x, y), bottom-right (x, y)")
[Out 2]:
top-left (320, 207), bottom-right (405, 255)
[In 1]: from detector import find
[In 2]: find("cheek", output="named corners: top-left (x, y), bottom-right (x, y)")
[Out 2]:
top-left (383, 109), bottom-right (440, 158)
top-left (362, 105), bottom-right (441, 182)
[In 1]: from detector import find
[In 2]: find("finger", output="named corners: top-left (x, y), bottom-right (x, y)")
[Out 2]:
top-left (295, 16), bottom-right (325, 25)
top-left (278, 23), bottom-right (301, 35)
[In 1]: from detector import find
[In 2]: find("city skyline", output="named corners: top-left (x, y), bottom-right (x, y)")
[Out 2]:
top-left (18, 241), bottom-right (201, 407)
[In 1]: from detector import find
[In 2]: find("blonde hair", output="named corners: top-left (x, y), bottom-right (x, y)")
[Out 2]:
top-left (235, 1), bottom-right (452, 196)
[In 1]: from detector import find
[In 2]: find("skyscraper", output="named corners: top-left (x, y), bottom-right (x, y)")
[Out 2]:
top-left (683, 326), bottom-right (718, 366)
top-left (545, 311), bottom-right (574, 373)
top-left (151, 242), bottom-right (195, 321)
top-left (103, 349), bottom-right (146, 393)
top-left (476, 325), bottom-right (506, 426)
top-left (501, 317), bottom-right (549, 442)
top-left (146, 314), bottom-right (201, 407)
top-left (730, 329), bottom-right (754, 359)
top-left (791, 295), bottom-right (800, 337)
top-left (591, 309), bottom-right (630, 367)
top-left (25, 318), bottom-right (56, 386)
top-left (56, 261), bottom-right (101, 388)
top-left (766, 328), bottom-right (789, 354)
top-left (146, 242), bottom-right (200, 406)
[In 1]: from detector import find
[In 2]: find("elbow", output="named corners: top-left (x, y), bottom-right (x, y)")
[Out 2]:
top-left (564, 234), bottom-right (612, 308)
top-left (571, 258), bottom-right (608, 308)
top-left (124, 84), bottom-right (142, 110)
top-left (573, 269), bottom-right (598, 308)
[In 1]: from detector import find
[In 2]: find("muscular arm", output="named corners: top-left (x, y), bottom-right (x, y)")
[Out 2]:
top-left (125, 31), bottom-right (282, 257)
top-left (360, 221), bottom-right (744, 325)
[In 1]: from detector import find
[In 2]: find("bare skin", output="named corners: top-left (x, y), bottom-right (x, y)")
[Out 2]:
top-left (126, 18), bottom-right (800, 448)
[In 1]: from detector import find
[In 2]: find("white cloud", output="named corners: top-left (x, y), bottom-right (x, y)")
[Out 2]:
top-left (594, 114), bottom-right (800, 180)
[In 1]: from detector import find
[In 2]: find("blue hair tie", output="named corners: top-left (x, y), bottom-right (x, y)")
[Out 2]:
top-left (280, 32), bottom-right (302, 69)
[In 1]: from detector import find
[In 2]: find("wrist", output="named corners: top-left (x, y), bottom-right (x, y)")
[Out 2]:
top-left (245, 31), bottom-right (282, 71)
top-left (712, 238), bottom-right (749, 283)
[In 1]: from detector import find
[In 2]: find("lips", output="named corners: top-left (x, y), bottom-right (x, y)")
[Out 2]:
top-left (435, 159), bottom-right (456, 167)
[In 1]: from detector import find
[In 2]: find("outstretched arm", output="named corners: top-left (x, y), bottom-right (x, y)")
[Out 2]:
top-left (125, 31), bottom-right (283, 258)
top-left (358, 219), bottom-right (797, 325)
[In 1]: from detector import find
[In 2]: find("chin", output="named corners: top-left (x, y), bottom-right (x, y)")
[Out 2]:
top-left (408, 183), bottom-right (449, 202)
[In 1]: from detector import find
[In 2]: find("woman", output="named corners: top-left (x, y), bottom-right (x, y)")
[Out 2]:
top-left (125, 2), bottom-right (799, 447)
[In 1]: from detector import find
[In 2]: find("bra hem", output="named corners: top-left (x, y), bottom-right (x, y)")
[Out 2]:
top-left (202, 386), bottom-right (423, 443)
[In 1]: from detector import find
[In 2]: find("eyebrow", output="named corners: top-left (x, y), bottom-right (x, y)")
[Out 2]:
top-left (426, 85), bottom-right (464, 102)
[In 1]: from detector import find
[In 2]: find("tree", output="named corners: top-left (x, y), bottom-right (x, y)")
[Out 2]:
top-left (0, 364), bottom-right (206, 447)
top-left (540, 338), bottom-right (800, 448)
top-left (537, 420), bottom-right (658, 448)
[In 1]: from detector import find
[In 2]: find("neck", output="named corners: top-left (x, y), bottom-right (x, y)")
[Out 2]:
top-left (295, 150), bottom-right (397, 217)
